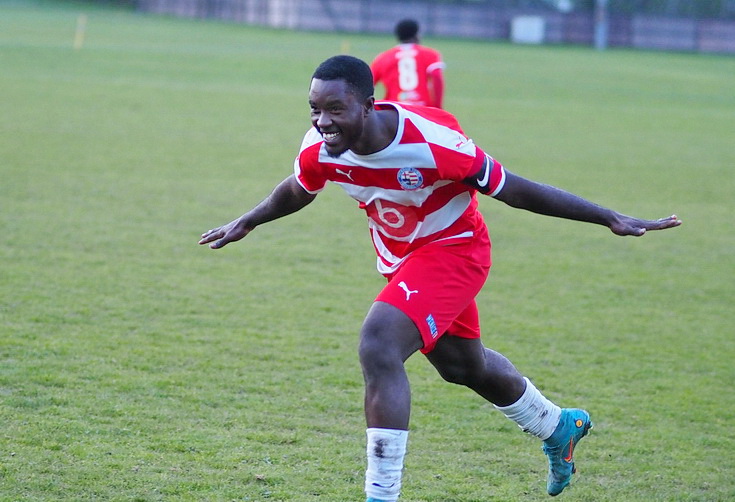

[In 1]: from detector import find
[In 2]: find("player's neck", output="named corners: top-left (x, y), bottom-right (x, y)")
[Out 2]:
top-left (354, 107), bottom-right (398, 156)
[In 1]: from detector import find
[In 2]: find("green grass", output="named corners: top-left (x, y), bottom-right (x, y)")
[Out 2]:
top-left (1, 1), bottom-right (734, 501)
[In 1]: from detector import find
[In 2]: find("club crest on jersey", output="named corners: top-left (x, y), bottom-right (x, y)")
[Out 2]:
top-left (397, 167), bottom-right (423, 190)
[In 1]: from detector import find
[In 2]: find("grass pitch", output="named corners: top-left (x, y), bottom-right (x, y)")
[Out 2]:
top-left (1, 1), bottom-right (734, 501)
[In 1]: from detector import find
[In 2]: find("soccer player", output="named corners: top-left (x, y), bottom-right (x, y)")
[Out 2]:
top-left (199, 55), bottom-right (681, 501)
top-left (371, 19), bottom-right (445, 108)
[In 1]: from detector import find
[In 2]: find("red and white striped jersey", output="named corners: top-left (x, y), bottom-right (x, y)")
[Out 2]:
top-left (294, 102), bottom-right (506, 275)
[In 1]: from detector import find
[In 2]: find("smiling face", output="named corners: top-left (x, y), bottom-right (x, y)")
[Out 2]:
top-left (309, 78), bottom-right (373, 158)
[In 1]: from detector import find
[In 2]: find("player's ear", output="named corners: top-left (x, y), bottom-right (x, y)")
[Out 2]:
top-left (363, 96), bottom-right (375, 116)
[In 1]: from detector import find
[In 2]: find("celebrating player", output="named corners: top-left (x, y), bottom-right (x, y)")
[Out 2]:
top-left (199, 55), bottom-right (681, 501)
top-left (371, 19), bottom-right (445, 108)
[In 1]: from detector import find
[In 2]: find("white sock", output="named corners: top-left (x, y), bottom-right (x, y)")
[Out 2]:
top-left (495, 377), bottom-right (561, 440)
top-left (365, 428), bottom-right (408, 502)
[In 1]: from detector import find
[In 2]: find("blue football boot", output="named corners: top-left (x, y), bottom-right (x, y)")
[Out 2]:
top-left (542, 408), bottom-right (593, 496)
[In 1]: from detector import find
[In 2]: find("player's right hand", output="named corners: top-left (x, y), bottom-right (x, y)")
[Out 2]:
top-left (198, 218), bottom-right (253, 249)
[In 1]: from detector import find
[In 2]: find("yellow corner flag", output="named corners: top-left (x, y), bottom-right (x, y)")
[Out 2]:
top-left (74, 14), bottom-right (88, 50)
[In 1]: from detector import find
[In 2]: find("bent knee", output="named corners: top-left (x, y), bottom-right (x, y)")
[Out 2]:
top-left (358, 334), bottom-right (387, 365)
top-left (358, 303), bottom-right (423, 368)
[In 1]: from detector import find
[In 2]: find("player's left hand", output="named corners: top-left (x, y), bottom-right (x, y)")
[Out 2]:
top-left (610, 214), bottom-right (682, 236)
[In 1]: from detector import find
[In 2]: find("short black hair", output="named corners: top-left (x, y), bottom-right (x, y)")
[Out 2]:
top-left (395, 19), bottom-right (419, 42)
top-left (311, 55), bottom-right (374, 102)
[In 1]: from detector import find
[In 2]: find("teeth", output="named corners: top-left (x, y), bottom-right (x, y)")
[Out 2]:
top-left (323, 132), bottom-right (339, 141)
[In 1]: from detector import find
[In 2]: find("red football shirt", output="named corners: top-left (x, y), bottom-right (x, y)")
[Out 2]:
top-left (371, 44), bottom-right (445, 107)
top-left (294, 102), bottom-right (506, 275)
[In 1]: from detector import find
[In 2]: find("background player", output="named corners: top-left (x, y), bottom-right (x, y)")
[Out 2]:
top-left (371, 19), bottom-right (445, 108)
top-left (199, 55), bottom-right (681, 502)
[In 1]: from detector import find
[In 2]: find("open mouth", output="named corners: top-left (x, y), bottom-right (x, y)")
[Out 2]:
top-left (322, 131), bottom-right (341, 144)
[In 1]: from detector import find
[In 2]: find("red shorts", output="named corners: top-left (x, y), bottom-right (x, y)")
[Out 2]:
top-left (375, 232), bottom-right (491, 354)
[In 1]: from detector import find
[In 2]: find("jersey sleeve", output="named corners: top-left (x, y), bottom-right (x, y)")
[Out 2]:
top-left (459, 147), bottom-right (507, 197)
top-left (293, 128), bottom-right (328, 194)
top-left (424, 47), bottom-right (446, 74)
top-left (435, 140), bottom-right (506, 197)
top-left (371, 50), bottom-right (392, 84)
top-left (438, 142), bottom-right (486, 180)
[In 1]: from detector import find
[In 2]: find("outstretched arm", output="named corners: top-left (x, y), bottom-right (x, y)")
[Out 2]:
top-left (199, 174), bottom-right (317, 249)
top-left (493, 169), bottom-right (681, 236)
